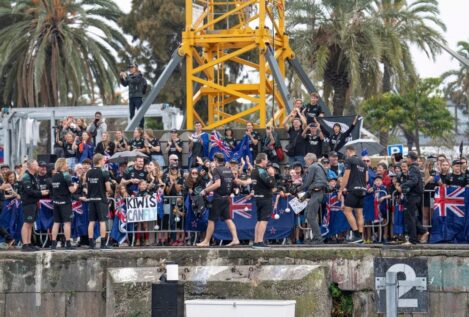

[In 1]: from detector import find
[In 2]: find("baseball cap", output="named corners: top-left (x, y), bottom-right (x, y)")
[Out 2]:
top-left (38, 161), bottom-right (48, 167)
top-left (128, 63), bottom-right (138, 68)
top-left (0, 164), bottom-right (9, 169)
top-left (271, 163), bottom-right (280, 170)
top-left (170, 129), bottom-right (177, 133)
top-left (229, 158), bottom-right (238, 164)
top-left (292, 162), bottom-right (303, 168)
top-left (452, 159), bottom-right (462, 166)
top-left (329, 151), bottom-right (338, 157)
top-left (406, 151), bottom-right (418, 161)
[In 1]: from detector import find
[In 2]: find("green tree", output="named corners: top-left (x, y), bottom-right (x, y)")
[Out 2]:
top-left (287, 0), bottom-right (384, 116)
top-left (119, 0), bottom-right (185, 107)
top-left (362, 78), bottom-right (453, 154)
top-left (0, 0), bottom-right (127, 107)
top-left (441, 40), bottom-right (469, 135)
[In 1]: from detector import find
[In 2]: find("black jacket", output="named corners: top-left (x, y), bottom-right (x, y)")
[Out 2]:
top-left (21, 170), bottom-right (42, 206)
top-left (251, 166), bottom-right (276, 198)
top-left (401, 163), bottom-right (423, 196)
top-left (120, 72), bottom-right (146, 98)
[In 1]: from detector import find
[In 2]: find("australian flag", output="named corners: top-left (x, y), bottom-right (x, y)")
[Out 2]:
top-left (430, 186), bottom-right (467, 243)
top-left (0, 199), bottom-right (23, 242)
top-left (213, 195), bottom-right (294, 240)
top-left (321, 192), bottom-right (350, 237)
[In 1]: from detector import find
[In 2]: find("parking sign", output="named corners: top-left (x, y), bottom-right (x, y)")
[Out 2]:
top-left (387, 144), bottom-right (403, 156)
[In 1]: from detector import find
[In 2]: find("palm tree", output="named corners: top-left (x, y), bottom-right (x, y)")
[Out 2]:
top-left (441, 40), bottom-right (469, 135)
top-left (0, 0), bottom-right (128, 107)
top-left (287, 0), bottom-right (384, 115)
top-left (371, 0), bottom-right (446, 93)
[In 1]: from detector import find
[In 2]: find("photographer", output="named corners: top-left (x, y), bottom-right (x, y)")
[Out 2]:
top-left (298, 153), bottom-right (327, 244)
top-left (120, 63), bottom-right (147, 129)
top-left (87, 112), bottom-right (107, 145)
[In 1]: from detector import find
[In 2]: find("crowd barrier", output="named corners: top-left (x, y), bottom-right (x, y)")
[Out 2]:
top-left (1, 185), bottom-right (468, 246)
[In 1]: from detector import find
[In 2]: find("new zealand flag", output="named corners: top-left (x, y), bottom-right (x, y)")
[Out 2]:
top-left (0, 199), bottom-right (23, 242)
top-left (392, 194), bottom-right (405, 235)
top-left (184, 195), bottom-right (208, 232)
top-left (430, 186), bottom-right (467, 243)
top-left (321, 192), bottom-right (350, 237)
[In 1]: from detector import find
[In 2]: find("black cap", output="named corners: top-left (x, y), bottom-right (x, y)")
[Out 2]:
top-left (0, 164), bottom-right (9, 169)
top-left (38, 161), bottom-right (47, 167)
top-left (170, 163), bottom-right (179, 169)
top-left (310, 123), bottom-right (318, 127)
top-left (452, 159), bottom-right (462, 166)
top-left (427, 155), bottom-right (437, 161)
top-left (170, 129), bottom-right (177, 133)
top-left (128, 63), bottom-right (138, 68)
top-left (329, 151), bottom-right (338, 157)
top-left (321, 158), bottom-right (330, 164)
top-left (229, 158), bottom-right (238, 164)
top-left (374, 175), bottom-right (383, 180)
top-left (406, 151), bottom-right (418, 161)
top-left (271, 163), bottom-right (280, 170)
top-left (293, 162), bottom-right (303, 167)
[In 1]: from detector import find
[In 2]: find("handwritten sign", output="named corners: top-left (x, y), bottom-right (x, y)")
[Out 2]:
top-left (288, 197), bottom-right (308, 214)
top-left (126, 196), bottom-right (158, 223)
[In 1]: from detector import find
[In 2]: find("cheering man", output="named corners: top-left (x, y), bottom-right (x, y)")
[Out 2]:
top-left (86, 154), bottom-right (113, 249)
top-left (197, 153), bottom-right (240, 247)
top-left (338, 145), bottom-right (368, 244)
top-left (251, 153), bottom-right (276, 248)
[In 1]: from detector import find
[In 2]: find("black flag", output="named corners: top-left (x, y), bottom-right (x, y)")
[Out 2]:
top-left (460, 141), bottom-right (464, 159)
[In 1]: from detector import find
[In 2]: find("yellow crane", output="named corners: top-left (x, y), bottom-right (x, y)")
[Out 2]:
top-left (126, 0), bottom-right (329, 131)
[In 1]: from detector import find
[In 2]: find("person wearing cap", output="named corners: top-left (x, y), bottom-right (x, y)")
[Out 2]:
top-left (302, 120), bottom-right (324, 158)
top-left (444, 160), bottom-right (467, 187)
top-left (120, 63), bottom-right (147, 128)
top-left (197, 153), bottom-right (240, 247)
top-left (166, 129), bottom-right (183, 166)
top-left (302, 92), bottom-right (322, 124)
top-left (338, 145), bottom-right (368, 244)
top-left (398, 151), bottom-right (428, 245)
top-left (318, 115), bottom-right (359, 154)
top-left (298, 153), bottom-right (328, 244)
top-left (328, 151), bottom-right (344, 178)
top-left (0, 164), bottom-right (10, 176)
top-left (37, 161), bottom-right (51, 199)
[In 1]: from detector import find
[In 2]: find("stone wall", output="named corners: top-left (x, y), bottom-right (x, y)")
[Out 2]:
top-left (0, 246), bottom-right (469, 316)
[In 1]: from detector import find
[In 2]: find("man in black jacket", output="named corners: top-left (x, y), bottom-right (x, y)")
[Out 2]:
top-left (400, 151), bottom-right (428, 245)
top-left (20, 160), bottom-right (49, 251)
top-left (120, 63), bottom-right (147, 128)
top-left (251, 153), bottom-right (276, 248)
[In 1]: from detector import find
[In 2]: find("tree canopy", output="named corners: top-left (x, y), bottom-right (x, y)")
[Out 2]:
top-left (0, 0), bottom-right (128, 107)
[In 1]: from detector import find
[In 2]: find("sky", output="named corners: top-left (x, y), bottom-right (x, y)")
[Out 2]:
top-left (116, 1), bottom-right (469, 79)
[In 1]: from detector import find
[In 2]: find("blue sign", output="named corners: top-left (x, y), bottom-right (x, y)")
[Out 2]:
top-left (387, 144), bottom-right (403, 156)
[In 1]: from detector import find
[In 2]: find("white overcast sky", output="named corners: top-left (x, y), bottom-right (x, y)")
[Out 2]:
top-left (115, 0), bottom-right (469, 78)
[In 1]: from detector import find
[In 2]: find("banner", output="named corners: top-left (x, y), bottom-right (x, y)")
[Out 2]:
top-left (430, 186), bottom-right (467, 243)
top-left (126, 195), bottom-right (159, 223)
top-left (213, 195), bottom-right (294, 241)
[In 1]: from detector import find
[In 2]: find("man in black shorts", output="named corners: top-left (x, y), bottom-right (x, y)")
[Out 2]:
top-left (197, 153), bottom-right (240, 247)
top-left (50, 158), bottom-right (78, 250)
top-left (86, 154), bottom-right (113, 249)
top-left (20, 159), bottom-right (49, 251)
top-left (338, 145), bottom-right (368, 244)
top-left (251, 153), bottom-right (276, 248)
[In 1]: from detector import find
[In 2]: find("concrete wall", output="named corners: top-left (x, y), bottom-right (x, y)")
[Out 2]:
top-left (1, 246), bottom-right (469, 316)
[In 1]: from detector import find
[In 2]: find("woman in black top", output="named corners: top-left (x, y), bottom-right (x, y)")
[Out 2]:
top-left (144, 129), bottom-right (165, 167)
top-left (114, 130), bottom-right (129, 152)
top-left (129, 128), bottom-right (145, 152)
top-left (95, 132), bottom-right (115, 157)
top-left (166, 130), bottom-right (183, 166)
top-left (319, 115), bottom-right (358, 153)
top-left (223, 127), bottom-right (237, 150)
top-left (3, 171), bottom-right (21, 200)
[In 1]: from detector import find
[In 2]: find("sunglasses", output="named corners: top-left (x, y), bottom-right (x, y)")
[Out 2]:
top-left (170, 159), bottom-right (179, 161)
top-left (363, 160), bottom-right (370, 163)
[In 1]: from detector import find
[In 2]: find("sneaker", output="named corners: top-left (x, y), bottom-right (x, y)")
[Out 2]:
top-left (89, 240), bottom-right (96, 250)
top-left (50, 241), bottom-right (57, 250)
top-left (65, 241), bottom-right (76, 250)
top-left (101, 243), bottom-right (112, 250)
top-left (21, 244), bottom-right (36, 252)
top-left (252, 242), bottom-right (269, 249)
top-left (347, 236), bottom-right (363, 244)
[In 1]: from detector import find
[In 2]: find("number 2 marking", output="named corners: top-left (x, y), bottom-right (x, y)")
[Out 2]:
top-left (387, 263), bottom-right (418, 308)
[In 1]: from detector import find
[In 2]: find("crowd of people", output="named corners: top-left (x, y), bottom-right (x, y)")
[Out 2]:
top-left (0, 93), bottom-right (468, 251)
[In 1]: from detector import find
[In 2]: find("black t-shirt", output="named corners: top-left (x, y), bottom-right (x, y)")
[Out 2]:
top-left (445, 173), bottom-right (467, 187)
top-left (190, 133), bottom-right (206, 158)
top-left (165, 175), bottom-right (184, 196)
top-left (344, 155), bottom-right (368, 192)
top-left (212, 166), bottom-right (234, 197)
top-left (63, 142), bottom-right (77, 158)
top-left (251, 165), bottom-right (276, 198)
top-left (167, 139), bottom-right (183, 161)
top-left (95, 141), bottom-right (115, 156)
top-left (287, 127), bottom-right (306, 156)
top-left (51, 172), bottom-right (73, 204)
top-left (115, 138), bottom-right (128, 151)
top-left (148, 138), bottom-right (163, 156)
top-left (302, 104), bottom-right (322, 124)
top-left (86, 167), bottom-right (110, 202)
top-left (247, 131), bottom-right (259, 157)
top-left (123, 166), bottom-right (148, 195)
top-left (304, 131), bottom-right (322, 157)
top-left (129, 137), bottom-right (145, 151)
top-left (223, 136), bottom-right (237, 150)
